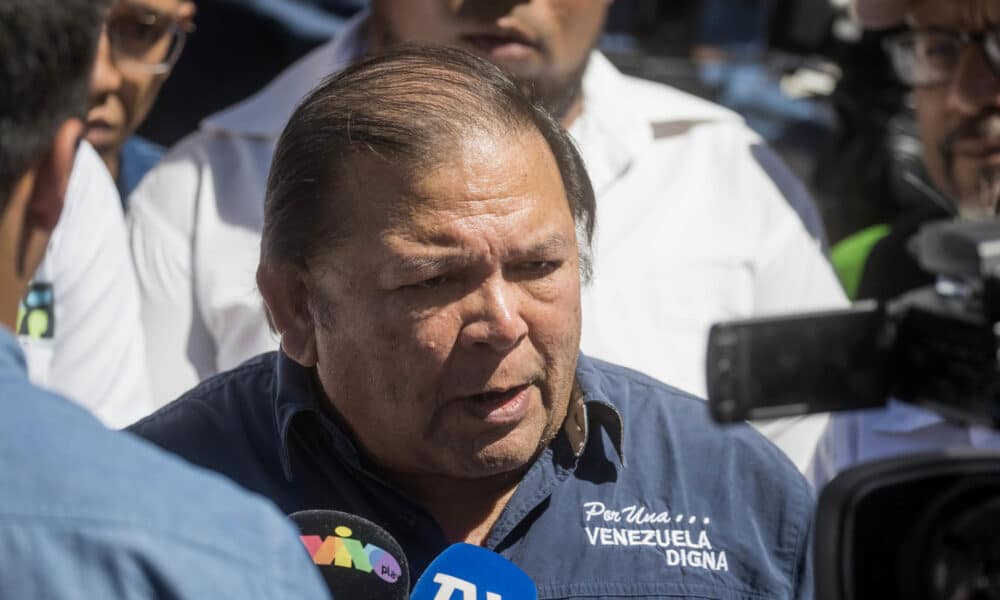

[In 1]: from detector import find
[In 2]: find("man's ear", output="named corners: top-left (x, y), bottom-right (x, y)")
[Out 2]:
top-left (16, 119), bottom-right (83, 277)
top-left (29, 119), bottom-right (82, 234)
top-left (257, 261), bottom-right (318, 367)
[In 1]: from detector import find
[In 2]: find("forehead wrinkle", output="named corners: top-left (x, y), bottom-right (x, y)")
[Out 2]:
top-left (383, 228), bottom-right (573, 273)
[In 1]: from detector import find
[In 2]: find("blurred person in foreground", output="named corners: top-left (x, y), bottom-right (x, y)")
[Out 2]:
top-left (87, 0), bottom-right (196, 202)
top-left (130, 0), bottom-right (847, 470)
top-left (810, 0), bottom-right (1000, 488)
top-left (0, 2), bottom-right (331, 597)
top-left (130, 46), bottom-right (815, 597)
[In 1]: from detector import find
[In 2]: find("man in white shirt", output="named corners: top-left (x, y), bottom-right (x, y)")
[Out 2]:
top-left (130, 0), bottom-right (847, 469)
top-left (21, 141), bottom-right (153, 428)
top-left (810, 0), bottom-right (1000, 487)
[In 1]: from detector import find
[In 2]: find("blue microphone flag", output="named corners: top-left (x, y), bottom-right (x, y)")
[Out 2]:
top-left (410, 543), bottom-right (537, 600)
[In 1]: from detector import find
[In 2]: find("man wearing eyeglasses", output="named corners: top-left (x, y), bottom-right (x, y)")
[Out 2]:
top-left (810, 0), bottom-right (1000, 488)
top-left (14, 0), bottom-right (195, 428)
top-left (87, 0), bottom-right (195, 202)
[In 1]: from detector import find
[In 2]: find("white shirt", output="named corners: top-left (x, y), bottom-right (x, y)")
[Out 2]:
top-left (571, 53), bottom-right (849, 470)
top-left (21, 142), bottom-right (154, 428)
top-left (129, 12), bottom-right (847, 469)
top-left (808, 400), bottom-right (1000, 489)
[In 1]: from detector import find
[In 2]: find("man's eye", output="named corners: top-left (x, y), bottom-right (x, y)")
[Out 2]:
top-left (410, 275), bottom-right (452, 290)
top-left (516, 261), bottom-right (561, 276)
top-left (919, 37), bottom-right (961, 63)
top-left (109, 15), bottom-right (166, 48)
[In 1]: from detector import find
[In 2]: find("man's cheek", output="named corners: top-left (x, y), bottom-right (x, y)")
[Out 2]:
top-left (915, 120), bottom-right (955, 196)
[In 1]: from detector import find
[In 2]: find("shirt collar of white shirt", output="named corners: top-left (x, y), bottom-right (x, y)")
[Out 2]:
top-left (201, 9), bottom-right (371, 138)
top-left (569, 51), bottom-right (740, 195)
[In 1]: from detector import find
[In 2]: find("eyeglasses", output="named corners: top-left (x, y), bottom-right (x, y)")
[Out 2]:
top-left (884, 27), bottom-right (1000, 88)
top-left (105, 3), bottom-right (194, 75)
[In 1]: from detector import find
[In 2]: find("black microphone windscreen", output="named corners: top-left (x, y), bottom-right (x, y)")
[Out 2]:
top-left (290, 509), bottom-right (409, 600)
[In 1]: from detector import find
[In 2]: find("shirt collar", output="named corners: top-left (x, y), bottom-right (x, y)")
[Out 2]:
top-left (569, 51), bottom-right (742, 196)
top-left (201, 8), bottom-right (370, 138)
top-left (272, 351), bottom-right (626, 481)
top-left (0, 327), bottom-right (26, 376)
top-left (563, 377), bottom-right (627, 467)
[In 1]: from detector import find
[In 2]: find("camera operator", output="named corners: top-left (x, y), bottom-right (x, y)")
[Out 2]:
top-left (809, 0), bottom-right (1000, 488)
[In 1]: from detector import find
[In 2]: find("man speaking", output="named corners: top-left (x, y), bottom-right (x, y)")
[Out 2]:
top-left (131, 46), bottom-right (814, 598)
top-left (0, 2), bottom-right (331, 597)
top-left (131, 0), bottom-right (844, 470)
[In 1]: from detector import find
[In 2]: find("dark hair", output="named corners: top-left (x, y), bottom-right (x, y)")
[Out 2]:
top-left (261, 45), bottom-right (596, 280)
top-left (0, 0), bottom-right (107, 208)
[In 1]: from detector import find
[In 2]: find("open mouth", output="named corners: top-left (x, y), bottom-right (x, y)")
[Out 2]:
top-left (459, 384), bottom-right (532, 423)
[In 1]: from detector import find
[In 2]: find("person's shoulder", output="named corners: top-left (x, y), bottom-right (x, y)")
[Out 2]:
top-left (128, 352), bottom-right (278, 460)
top-left (43, 142), bottom-right (123, 275)
top-left (577, 353), bottom-right (708, 411)
top-left (577, 355), bottom-right (810, 499)
top-left (1, 370), bottom-right (276, 532)
top-left (587, 53), bottom-right (744, 129)
top-left (136, 125), bottom-right (250, 188)
top-left (126, 129), bottom-right (214, 233)
top-left (200, 35), bottom-right (346, 140)
top-left (130, 351), bottom-right (277, 431)
top-left (0, 375), bottom-right (323, 596)
top-left (63, 141), bottom-right (121, 226)
top-left (128, 118), bottom-right (279, 245)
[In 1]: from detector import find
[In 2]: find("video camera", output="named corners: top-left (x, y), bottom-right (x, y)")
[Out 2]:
top-left (705, 219), bottom-right (1000, 600)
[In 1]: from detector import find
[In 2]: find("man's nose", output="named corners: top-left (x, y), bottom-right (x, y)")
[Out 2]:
top-left (459, 278), bottom-right (528, 353)
top-left (947, 44), bottom-right (1000, 116)
top-left (90, 29), bottom-right (122, 98)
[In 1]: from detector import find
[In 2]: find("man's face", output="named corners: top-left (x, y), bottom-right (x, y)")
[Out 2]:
top-left (370, 0), bottom-right (611, 115)
top-left (911, 0), bottom-right (1000, 217)
top-left (306, 128), bottom-right (582, 481)
top-left (87, 0), bottom-right (194, 162)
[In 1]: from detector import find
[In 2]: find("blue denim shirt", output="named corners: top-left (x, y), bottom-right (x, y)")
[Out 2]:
top-left (131, 352), bottom-right (814, 599)
top-left (0, 329), bottom-right (329, 598)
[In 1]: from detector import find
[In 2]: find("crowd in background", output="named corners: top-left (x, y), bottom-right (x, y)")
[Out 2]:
top-left (4, 0), bottom-right (1000, 597)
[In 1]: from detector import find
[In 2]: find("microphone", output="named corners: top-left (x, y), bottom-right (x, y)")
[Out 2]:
top-left (410, 543), bottom-right (537, 600)
top-left (289, 510), bottom-right (410, 600)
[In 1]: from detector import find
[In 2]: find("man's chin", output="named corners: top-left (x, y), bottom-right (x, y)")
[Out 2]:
top-left (953, 165), bottom-right (1000, 219)
top-left (449, 427), bottom-right (549, 478)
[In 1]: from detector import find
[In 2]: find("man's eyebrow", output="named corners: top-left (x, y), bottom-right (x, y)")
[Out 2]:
top-left (391, 254), bottom-right (468, 275)
top-left (388, 233), bottom-right (573, 275)
top-left (525, 234), bottom-right (573, 256)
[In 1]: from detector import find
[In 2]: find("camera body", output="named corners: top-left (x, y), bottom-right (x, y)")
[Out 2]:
top-left (705, 220), bottom-right (1000, 599)
top-left (707, 220), bottom-right (1000, 427)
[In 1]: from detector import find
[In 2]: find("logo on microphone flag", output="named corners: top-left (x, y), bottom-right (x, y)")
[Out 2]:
top-left (299, 525), bottom-right (404, 583)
